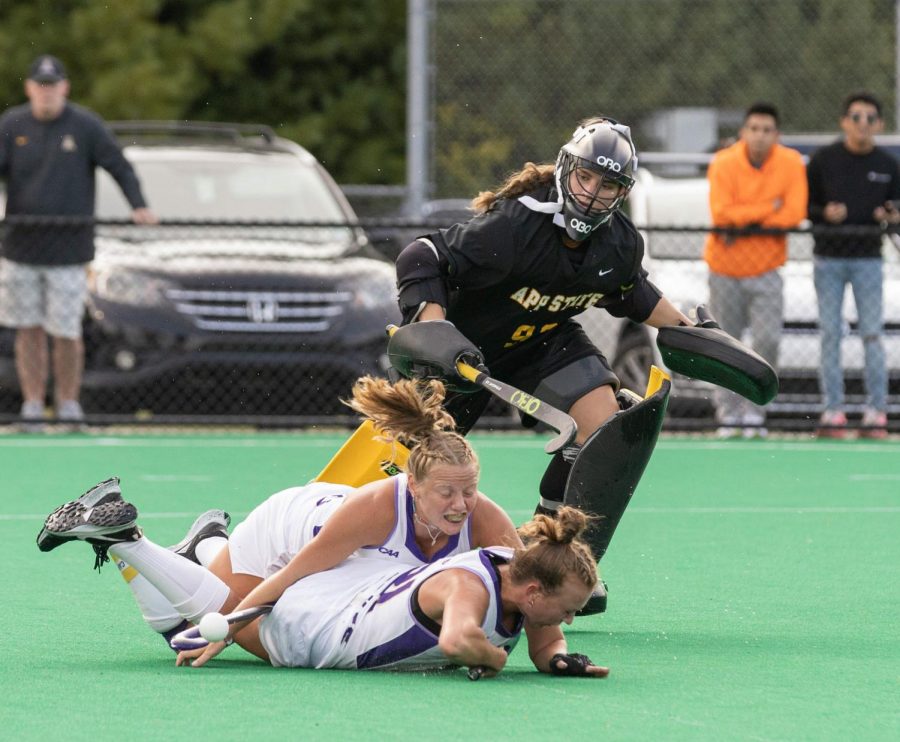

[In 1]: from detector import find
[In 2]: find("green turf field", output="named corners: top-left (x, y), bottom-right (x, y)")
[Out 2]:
top-left (1, 432), bottom-right (897, 741)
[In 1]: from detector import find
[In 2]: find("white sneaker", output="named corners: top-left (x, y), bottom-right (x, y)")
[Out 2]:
top-left (56, 399), bottom-right (86, 431)
top-left (817, 410), bottom-right (848, 439)
top-left (57, 400), bottom-right (85, 421)
top-left (169, 509), bottom-right (231, 565)
top-left (19, 399), bottom-right (46, 433)
top-left (860, 409), bottom-right (888, 440)
top-left (36, 477), bottom-right (141, 570)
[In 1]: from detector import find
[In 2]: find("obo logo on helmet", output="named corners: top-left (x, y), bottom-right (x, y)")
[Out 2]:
top-left (595, 155), bottom-right (622, 172)
top-left (569, 218), bottom-right (593, 234)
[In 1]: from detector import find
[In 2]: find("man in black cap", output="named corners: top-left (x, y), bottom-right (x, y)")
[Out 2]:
top-left (0, 55), bottom-right (157, 430)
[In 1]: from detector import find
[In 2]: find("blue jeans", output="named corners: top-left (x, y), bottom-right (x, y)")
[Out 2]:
top-left (813, 257), bottom-right (886, 411)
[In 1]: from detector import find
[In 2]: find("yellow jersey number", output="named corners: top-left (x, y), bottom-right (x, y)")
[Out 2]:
top-left (503, 323), bottom-right (559, 348)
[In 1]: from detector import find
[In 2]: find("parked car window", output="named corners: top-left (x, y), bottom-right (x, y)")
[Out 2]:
top-left (96, 153), bottom-right (348, 224)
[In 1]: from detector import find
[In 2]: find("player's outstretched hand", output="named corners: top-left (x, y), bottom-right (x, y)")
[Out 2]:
top-left (175, 639), bottom-right (228, 668)
top-left (549, 652), bottom-right (609, 678)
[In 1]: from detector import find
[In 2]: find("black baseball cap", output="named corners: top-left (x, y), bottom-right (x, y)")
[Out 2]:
top-left (28, 55), bottom-right (67, 83)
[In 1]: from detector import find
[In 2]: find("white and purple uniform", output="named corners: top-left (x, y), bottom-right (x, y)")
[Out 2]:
top-left (228, 474), bottom-right (473, 578)
top-left (258, 547), bottom-right (522, 669)
top-left (356, 472), bottom-right (473, 565)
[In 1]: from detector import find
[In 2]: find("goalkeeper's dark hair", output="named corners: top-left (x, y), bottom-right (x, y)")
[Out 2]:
top-left (344, 376), bottom-right (479, 481)
top-left (471, 162), bottom-right (555, 214)
top-left (509, 506), bottom-right (597, 592)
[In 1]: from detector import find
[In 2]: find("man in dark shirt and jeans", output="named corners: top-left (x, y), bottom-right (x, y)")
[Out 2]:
top-left (0, 55), bottom-right (157, 429)
top-left (807, 91), bottom-right (900, 439)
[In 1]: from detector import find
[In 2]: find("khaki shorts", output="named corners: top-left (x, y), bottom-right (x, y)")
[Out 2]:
top-left (0, 259), bottom-right (88, 339)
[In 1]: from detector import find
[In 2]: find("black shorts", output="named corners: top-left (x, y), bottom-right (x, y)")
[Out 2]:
top-left (445, 320), bottom-right (619, 433)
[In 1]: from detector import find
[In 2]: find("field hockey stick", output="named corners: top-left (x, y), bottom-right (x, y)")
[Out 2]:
top-left (467, 666), bottom-right (485, 681)
top-left (169, 604), bottom-right (275, 651)
top-left (386, 324), bottom-right (577, 454)
top-left (453, 360), bottom-right (577, 454)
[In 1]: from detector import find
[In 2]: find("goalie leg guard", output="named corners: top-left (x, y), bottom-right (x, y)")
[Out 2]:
top-left (314, 420), bottom-right (409, 487)
top-left (563, 380), bottom-right (670, 561)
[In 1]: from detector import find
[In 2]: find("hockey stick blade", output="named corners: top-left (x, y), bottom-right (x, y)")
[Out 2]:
top-left (456, 361), bottom-right (577, 454)
top-left (170, 604), bottom-right (276, 651)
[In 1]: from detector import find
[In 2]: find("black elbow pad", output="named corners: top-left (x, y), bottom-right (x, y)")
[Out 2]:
top-left (396, 240), bottom-right (449, 320)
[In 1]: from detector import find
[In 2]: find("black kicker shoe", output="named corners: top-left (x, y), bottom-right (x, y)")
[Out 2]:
top-left (169, 509), bottom-right (231, 565)
top-left (36, 477), bottom-right (141, 568)
top-left (577, 581), bottom-right (608, 617)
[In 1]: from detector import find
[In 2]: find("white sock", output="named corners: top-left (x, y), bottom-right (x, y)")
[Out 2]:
top-left (195, 536), bottom-right (227, 568)
top-left (110, 537), bottom-right (230, 623)
top-left (112, 555), bottom-right (183, 633)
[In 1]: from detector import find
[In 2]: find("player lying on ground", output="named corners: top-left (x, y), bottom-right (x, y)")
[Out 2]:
top-left (37, 376), bottom-right (538, 657)
top-left (38, 475), bottom-right (606, 677)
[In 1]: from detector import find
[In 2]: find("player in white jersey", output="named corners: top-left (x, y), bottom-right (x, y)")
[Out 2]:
top-left (177, 507), bottom-right (610, 678)
top-left (228, 471), bottom-right (474, 582)
top-left (259, 548), bottom-right (519, 670)
top-left (36, 377), bottom-right (521, 658)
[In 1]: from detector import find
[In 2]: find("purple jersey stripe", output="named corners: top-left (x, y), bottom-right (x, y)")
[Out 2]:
top-left (355, 624), bottom-right (440, 669)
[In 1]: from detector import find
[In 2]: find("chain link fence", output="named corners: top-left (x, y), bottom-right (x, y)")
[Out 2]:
top-left (2, 217), bottom-right (897, 432)
top-left (427, 0), bottom-right (897, 199)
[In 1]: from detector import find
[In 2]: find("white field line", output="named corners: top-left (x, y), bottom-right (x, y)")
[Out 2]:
top-left (2, 511), bottom-right (254, 522)
top-left (503, 506), bottom-right (900, 518)
top-left (139, 474), bottom-right (214, 482)
top-left (0, 437), bottom-right (343, 448)
top-left (0, 435), bottom-right (898, 455)
top-left (10, 506), bottom-right (900, 522)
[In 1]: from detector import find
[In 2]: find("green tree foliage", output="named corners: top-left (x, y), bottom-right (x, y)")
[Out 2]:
top-left (0, 0), bottom-right (407, 183)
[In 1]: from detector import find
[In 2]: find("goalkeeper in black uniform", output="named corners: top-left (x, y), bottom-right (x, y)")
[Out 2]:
top-left (395, 117), bottom-right (693, 519)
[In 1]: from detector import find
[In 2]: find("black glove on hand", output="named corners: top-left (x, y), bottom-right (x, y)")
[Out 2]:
top-left (387, 320), bottom-right (487, 393)
top-left (550, 653), bottom-right (596, 676)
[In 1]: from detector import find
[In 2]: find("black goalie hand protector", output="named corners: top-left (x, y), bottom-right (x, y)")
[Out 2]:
top-left (656, 304), bottom-right (779, 406)
top-left (550, 653), bottom-right (595, 676)
top-left (387, 320), bottom-right (487, 393)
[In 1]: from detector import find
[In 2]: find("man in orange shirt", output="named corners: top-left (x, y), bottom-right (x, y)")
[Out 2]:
top-left (704, 102), bottom-right (808, 436)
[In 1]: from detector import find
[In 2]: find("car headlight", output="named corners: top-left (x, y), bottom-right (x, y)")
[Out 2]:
top-left (89, 269), bottom-right (175, 306)
top-left (348, 276), bottom-right (397, 310)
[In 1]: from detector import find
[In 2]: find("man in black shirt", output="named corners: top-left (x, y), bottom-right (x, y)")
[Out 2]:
top-left (807, 91), bottom-right (900, 439)
top-left (396, 118), bottom-right (692, 523)
top-left (0, 55), bottom-right (157, 429)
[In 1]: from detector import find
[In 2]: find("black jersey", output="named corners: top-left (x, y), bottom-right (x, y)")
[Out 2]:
top-left (0, 102), bottom-right (147, 265)
top-left (807, 141), bottom-right (900, 258)
top-left (413, 184), bottom-right (661, 362)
